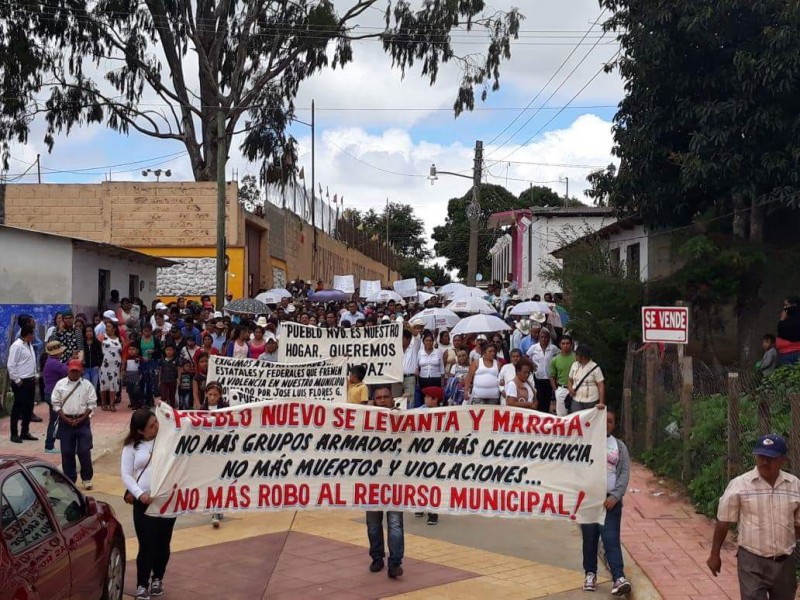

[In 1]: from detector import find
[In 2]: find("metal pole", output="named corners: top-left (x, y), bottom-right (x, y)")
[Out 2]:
top-left (36, 154), bottom-right (41, 184)
top-left (311, 99), bottom-right (317, 281)
top-left (386, 197), bottom-right (390, 283)
top-left (466, 140), bottom-right (483, 286)
top-left (565, 176), bottom-right (569, 200)
top-left (215, 109), bottom-right (227, 310)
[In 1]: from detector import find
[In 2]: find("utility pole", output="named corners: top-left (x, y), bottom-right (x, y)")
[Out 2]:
top-left (466, 140), bottom-right (483, 286)
top-left (310, 100), bottom-right (317, 281)
top-left (386, 197), bottom-right (390, 283)
top-left (36, 154), bottom-right (41, 184)
top-left (560, 176), bottom-right (569, 201)
top-left (215, 109), bottom-right (227, 311)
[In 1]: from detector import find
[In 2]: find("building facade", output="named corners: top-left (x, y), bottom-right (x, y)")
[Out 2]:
top-left (487, 206), bottom-right (614, 296)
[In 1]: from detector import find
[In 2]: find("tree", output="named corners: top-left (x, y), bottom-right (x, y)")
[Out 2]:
top-left (396, 259), bottom-right (452, 286)
top-left (600, 0), bottom-right (800, 364)
top-left (1, 1), bottom-right (521, 180)
top-left (431, 183), bottom-right (520, 279)
top-left (365, 202), bottom-right (429, 261)
top-left (238, 175), bottom-right (262, 208)
top-left (517, 185), bottom-right (572, 208)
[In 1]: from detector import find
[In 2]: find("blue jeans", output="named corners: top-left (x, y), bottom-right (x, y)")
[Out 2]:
top-left (83, 367), bottom-right (100, 389)
top-left (43, 392), bottom-right (58, 451)
top-left (366, 511), bottom-right (404, 566)
top-left (58, 419), bottom-right (93, 483)
top-left (581, 499), bottom-right (624, 580)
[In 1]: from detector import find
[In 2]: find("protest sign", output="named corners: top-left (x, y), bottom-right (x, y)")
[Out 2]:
top-left (148, 402), bottom-right (607, 524)
top-left (359, 279), bottom-right (382, 299)
top-left (207, 356), bottom-right (348, 405)
top-left (393, 278), bottom-right (418, 297)
top-left (333, 275), bottom-right (355, 294)
top-left (278, 322), bottom-right (402, 384)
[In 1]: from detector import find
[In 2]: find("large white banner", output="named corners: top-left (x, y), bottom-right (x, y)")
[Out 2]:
top-left (278, 322), bottom-right (403, 384)
top-left (207, 356), bottom-right (348, 405)
top-left (148, 402), bottom-right (607, 523)
top-left (359, 279), bottom-right (382, 299)
top-left (393, 278), bottom-right (418, 298)
top-left (333, 275), bottom-right (355, 294)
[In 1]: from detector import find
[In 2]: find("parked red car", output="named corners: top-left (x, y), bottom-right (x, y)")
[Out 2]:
top-left (0, 455), bottom-right (125, 600)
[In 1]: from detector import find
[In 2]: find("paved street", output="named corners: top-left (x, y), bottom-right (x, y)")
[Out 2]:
top-left (1, 399), bottom-right (745, 599)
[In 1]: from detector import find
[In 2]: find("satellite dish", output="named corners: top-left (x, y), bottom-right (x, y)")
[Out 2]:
top-left (244, 201), bottom-right (255, 212)
top-left (476, 273), bottom-right (484, 282)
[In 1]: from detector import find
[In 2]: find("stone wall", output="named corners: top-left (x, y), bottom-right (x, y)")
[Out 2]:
top-left (157, 257), bottom-right (217, 296)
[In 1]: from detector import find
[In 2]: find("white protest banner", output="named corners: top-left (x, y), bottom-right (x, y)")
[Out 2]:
top-left (359, 279), bottom-right (382, 299)
top-left (393, 278), bottom-right (418, 297)
top-left (207, 356), bottom-right (348, 405)
top-left (333, 275), bottom-right (355, 294)
top-left (278, 322), bottom-right (402, 384)
top-left (148, 402), bottom-right (607, 524)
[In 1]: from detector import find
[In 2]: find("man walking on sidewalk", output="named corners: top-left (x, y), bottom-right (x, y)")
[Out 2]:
top-left (52, 359), bottom-right (98, 490)
top-left (7, 324), bottom-right (39, 443)
top-left (707, 434), bottom-right (800, 600)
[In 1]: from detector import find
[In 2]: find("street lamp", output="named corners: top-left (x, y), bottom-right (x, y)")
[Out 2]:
top-left (428, 140), bottom-right (483, 286)
top-left (142, 168), bottom-right (171, 182)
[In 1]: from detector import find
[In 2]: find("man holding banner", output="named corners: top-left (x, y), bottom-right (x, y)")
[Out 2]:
top-left (365, 384), bottom-right (405, 578)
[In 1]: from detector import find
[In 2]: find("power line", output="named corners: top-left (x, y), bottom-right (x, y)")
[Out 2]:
top-left (482, 8), bottom-right (607, 156)
top-left (325, 139), bottom-right (425, 179)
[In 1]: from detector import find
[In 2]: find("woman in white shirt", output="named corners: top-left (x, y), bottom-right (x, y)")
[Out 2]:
top-left (417, 331), bottom-right (445, 391)
top-left (505, 358), bottom-right (537, 409)
top-left (121, 408), bottom-right (176, 600)
top-left (464, 343), bottom-right (501, 405)
top-left (498, 349), bottom-right (535, 404)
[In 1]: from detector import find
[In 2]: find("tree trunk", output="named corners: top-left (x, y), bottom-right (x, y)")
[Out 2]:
top-left (732, 192), bottom-right (748, 239)
top-left (750, 198), bottom-right (765, 243)
top-left (735, 194), bottom-right (766, 367)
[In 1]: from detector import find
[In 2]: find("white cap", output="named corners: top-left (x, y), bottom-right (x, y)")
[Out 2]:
top-left (155, 302), bottom-right (167, 311)
top-left (102, 310), bottom-right (116, 320)
top-left (410, 317), bottom-right (425, 327)
top-left (476, 334), bottom-right (488, 341)
top-left (213, 311), bottom-right (223, 318)
top-left (287, 305), bottom-right (296, 313)
top-left (381, 316), bottom-right (391, 323)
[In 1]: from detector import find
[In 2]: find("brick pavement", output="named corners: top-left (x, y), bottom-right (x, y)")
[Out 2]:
top-left (621, 463), bottom-right (740, 600)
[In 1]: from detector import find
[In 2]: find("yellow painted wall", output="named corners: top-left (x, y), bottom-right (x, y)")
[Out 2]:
top-left (129, 246), bottom-right (246, 303)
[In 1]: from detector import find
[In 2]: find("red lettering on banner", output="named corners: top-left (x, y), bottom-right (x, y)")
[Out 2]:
top-left (362, 411), bottom-right (460, 433)
top-left (492, 411), bottom-right (584, 437)
top-left (332, 406), bottom-right (357, 430)
top-left (352, 483), bottom-right (441, 508)
top-left (468, 409), bottom-right (485, 431)
top-left (260, 403), bottom-right (325, 427)
top-left (317, 483), bottom-right (347, 506)
top-left (257, 483), bottom-right (310, 507)
top-left (207, 486), bottom-right (223, 509)
top-left (173, 408), bottom-right (252, 429)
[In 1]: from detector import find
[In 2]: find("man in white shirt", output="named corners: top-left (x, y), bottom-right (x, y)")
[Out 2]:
top-left (422, 277), bottom-right (437, 294)
top-left (568, 345), bottom-right (605, 412)
top-left (526, 329), bottom-right (558, 412)
top-left (52, 359), bottom-right (98, 489)
top-left (339, 301), bottom-right (365, 326)
top-left (150, 302), bottom-right (168, 329)
top-left (7, 324), bottom-right (39, 443)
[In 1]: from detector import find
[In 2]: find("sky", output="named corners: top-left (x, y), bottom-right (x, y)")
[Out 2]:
top-left (6, 0), bottom-right (622, 255)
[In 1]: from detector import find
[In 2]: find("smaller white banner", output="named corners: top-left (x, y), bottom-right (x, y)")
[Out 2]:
top-left (393, 278), bottom-right (418, 297)
top-left (359, 280), bottom-right (382, 298)
top-left (333, 275), bottom-right (356, 294)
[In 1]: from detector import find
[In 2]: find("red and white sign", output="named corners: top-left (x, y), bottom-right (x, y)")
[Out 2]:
top-left (642, 306), bottom-right (689, 344)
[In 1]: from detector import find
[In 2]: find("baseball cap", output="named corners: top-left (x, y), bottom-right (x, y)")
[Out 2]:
top-left (421, 386), bottom-right (444, 401)
top-left (67, 359), bottom-right (83, 372)
top-left (476, 334), bottom-right (488, 341)
top-left (753, 434), bottom-right (787, 458)
top-left (410, 317), bottom-right (425, 327)
top-left (103, 310), bottom-right (118, 322)
top-left (155, 302), bottom-right (167, 311)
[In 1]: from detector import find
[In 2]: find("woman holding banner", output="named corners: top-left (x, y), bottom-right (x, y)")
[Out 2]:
top-left (581, 408), bottom-right (632, 596)
top-left (122, 408), bottom-right (177, 600)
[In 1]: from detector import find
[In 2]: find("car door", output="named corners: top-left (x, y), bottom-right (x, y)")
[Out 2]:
top-left (0, 469), bottom-right (70, 600)
top-left (27, 465), bottom-right (106, 600)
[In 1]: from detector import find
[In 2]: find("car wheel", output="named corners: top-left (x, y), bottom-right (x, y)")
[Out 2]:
top-left (102, 539), bottom-right (125, 600)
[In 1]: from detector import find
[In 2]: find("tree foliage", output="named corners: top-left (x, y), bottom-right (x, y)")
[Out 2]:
top-left (238, 174), bottom-right (262, 208)
top-left (343, 202), bottom-right (428, 262)
top-left (1, 0), bottom-right (521, 180)
top-left (516, 185), bottom-right (565, 208)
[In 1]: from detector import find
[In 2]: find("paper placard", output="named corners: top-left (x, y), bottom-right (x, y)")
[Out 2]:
top-left (333, 275), bottom-right (355, 294)
top-left (359, 279), bottom-right (382, 298)
top-left (393, 278), bottom-right (418, 297)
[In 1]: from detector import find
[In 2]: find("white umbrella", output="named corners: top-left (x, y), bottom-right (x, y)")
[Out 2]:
top-left (268, 288), bottom-right (292, 299)
top-left (437, 282), bottom-right (467, 298)
top-left (446, 297), bottom-right (497, 315)
top-left (510, 301), bottom-right (553, 316)
top-left (451, 286), bottom-right (489, 300)
top-left (416, 308), bottom-right (461, 330)
top-left (367, 290), bottom-right (405, 304)
top-left (417, 291), bottom-right (435, 304)
top-left (255, 291), bottom-right (282, 305)
top-left (451, 314), bottom-right (511, 336)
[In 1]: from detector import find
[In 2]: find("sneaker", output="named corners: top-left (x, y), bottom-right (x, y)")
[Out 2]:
top-left (414, 512), bottom-right (424, 517)
top-left (20, 433), bottom-right (38, 441)
top-left (150, 578), bottom-right (163, 596)
top-left (45, 447), bottom-right (59, 454)
top-left (387, 564), bottom-right (403, 579)
top-left (135, 586), bottom-right (151, 600)
top-left (369, 558), bottom-right (384, 572)
top-left (583, 572), bottom-right (597, 592)
top-left (426, 514), bottom-right (439, 525)
top-left (211, 514), bottom-right (221, 528)
top-left (611, 577), bottom-right (631, 596)
top-left (82, 480), bottom-right (93, 491)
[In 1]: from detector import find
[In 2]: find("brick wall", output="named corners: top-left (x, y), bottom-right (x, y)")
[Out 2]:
top-left (4, 182), bottom-right (242, 246)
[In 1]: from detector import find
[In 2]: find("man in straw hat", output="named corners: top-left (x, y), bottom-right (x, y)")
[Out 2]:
top-left (708, 434), bottom-right (800, 599)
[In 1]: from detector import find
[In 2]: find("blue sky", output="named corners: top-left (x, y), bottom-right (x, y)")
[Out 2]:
top-left (7, 0), bottom-right (622, 238)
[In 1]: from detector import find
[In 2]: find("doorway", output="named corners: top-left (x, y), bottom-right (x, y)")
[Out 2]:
top-left (98, 269), bottom-right (110, 312)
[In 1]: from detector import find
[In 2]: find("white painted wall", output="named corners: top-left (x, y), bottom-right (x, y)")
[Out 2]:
top-left (71, 247), bottom-right (160, 313)
top-left (0, 228), bottom-right (73, 303)
top-left (526, 214), bottom-right (614, 294)
top-left (606, 224), bottom-right (649, 281)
